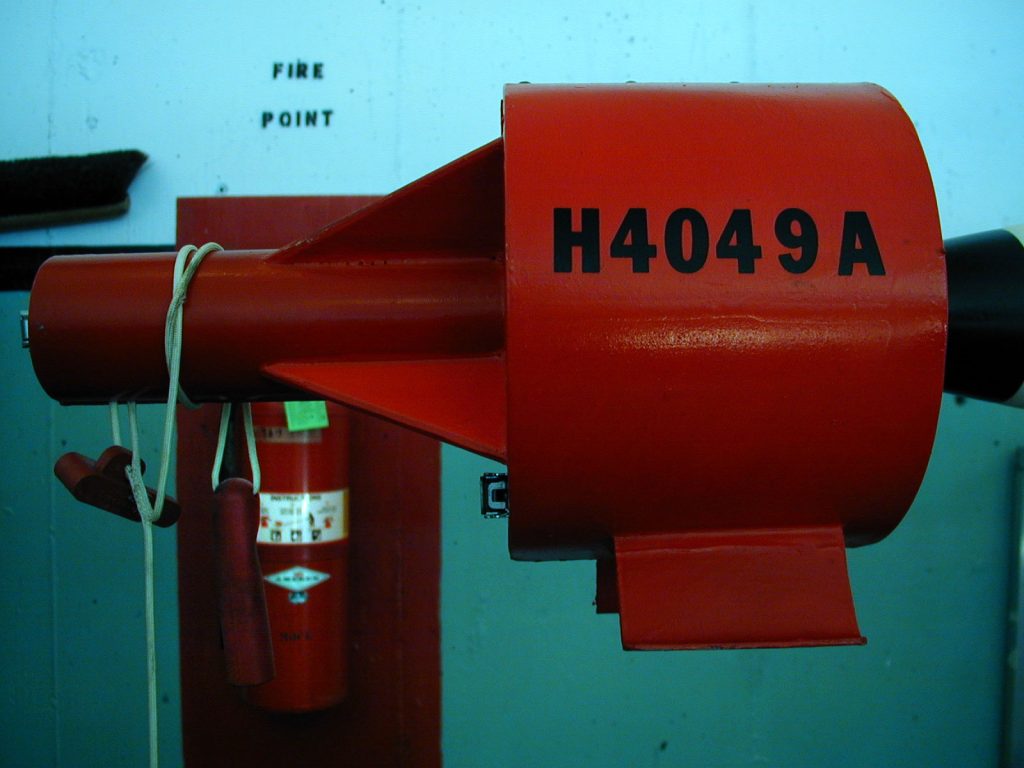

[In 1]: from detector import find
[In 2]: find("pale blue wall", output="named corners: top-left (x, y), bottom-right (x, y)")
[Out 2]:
top-left (442, 401), bottom-right (1024, 767)
top-left (1, 1), bottom-right (1023, 766)
top-left (0, 291), bottom-right (181, 766)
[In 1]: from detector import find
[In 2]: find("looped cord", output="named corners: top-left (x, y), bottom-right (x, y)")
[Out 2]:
top-left (124, 243), bottom-right (222, 524)
top-left (211, 401), bottom-right (262, 493)
top-left (166, 243), bottom-right (221, 410)
top-left (112, 242), bottom-right (225, 768)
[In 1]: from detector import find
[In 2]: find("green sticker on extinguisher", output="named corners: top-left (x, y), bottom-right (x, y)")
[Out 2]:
top-left (283, 401), bottom-right (329, 431)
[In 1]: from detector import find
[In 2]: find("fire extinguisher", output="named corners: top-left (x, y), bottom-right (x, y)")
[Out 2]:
top-left (242, 401), bottom-right (351, 713)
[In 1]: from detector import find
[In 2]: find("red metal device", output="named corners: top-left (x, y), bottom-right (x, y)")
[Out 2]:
top-left (29, 83), bottom-right (950, 649)
top-left (244, 401), bottom-right (351, 712)
top-left (175, 197), bottom-right (440, 766)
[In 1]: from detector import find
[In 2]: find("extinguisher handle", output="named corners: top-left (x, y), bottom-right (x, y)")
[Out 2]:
top-left (212, 478), bottom-right (275, 686)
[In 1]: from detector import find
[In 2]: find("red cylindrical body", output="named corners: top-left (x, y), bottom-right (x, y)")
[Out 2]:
top-left (501, 84), bottom-right (947, 557)
top-left (27, 250), bottom-right (504, 404)
top-left (212, 478), bottom-right (275, 687)
top-left (243, 402), bottom-right (351, 713)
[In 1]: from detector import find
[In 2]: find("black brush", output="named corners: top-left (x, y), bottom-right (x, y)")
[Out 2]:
top-left (0, 149), bottom-right (147, 232)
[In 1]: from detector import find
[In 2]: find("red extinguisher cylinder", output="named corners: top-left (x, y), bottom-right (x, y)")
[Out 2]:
top-left (212, 477), bottom-right (275, 687)
top-left (243, 403), bottom-right (351, 713)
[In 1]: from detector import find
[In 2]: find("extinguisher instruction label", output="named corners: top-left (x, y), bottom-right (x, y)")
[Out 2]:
top-left (258, 489), bottom-right (348, 544)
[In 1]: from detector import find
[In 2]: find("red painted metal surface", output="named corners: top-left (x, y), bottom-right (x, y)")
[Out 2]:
top-left (28, 85), bottom-right (947, 650)
top-left (175, 197), bottom-right (441, 767)
top-left (212, 477), bottom-right (274, 686)
top-left (29, 251), bottom-right (503, 405)
top-left (244, 401), bottom-right (351, 713)
top-left (502, 84), bottom-right (945, 648)
top-left (53, 446), bottom-right (180, 527)
top-left (29, 146), bottom-right (505, 411)
top-left (610, 528), bottom-right (859, 649)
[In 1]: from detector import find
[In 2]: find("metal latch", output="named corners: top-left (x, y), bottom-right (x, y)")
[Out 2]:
top-left (480, 473), bottom-right (509, 518)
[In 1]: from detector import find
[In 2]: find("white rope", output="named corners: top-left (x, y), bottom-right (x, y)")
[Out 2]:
top-left (109, 401), bottom-right (122, 446)
top-left (242, 402), bottom-right (261, 494)
top-left (210, 402), bottom-right (262, 493)
top-left (115, 242), bottom-right (263, 768)
top-left (117, 242), bottom-right (222, 768)
top-left (126, 403), bottom-right (159, 768)
top-left (211, 403), bottom-right (233, 490)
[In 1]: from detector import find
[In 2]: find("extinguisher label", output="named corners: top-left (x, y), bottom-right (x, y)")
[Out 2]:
top-left (264, 566), bottom-right (330, 592)
top-left (254, 425), bottom-right (323, 444)
top-left (258, 489), bottom-right (348, 544)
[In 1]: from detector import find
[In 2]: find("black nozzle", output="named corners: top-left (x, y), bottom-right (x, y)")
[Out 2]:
top-left (944, 227), bottom-right (1024, 406)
